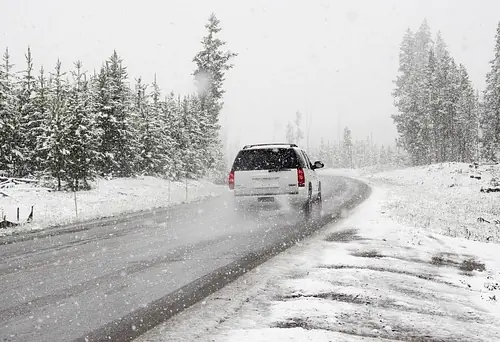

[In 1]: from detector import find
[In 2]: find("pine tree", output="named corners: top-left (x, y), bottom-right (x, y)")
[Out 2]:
top-left (386, 145), bottom-right (395, 165)
top-left (93, 64), bottom-right (111, 175)
top-left (434, 31), bottom-right (447, 60)
top-left (434, 47), bottom-right (453, 162)
top-left (455, 64), bottom-right (478, 162)
top-left (0, 48), bottom-right (16, 174)
top-left (162, 92), bottom-right (182, 180)
top-left (318, 138), bottom-right (328, 166)
top-left (294, 111), bottom-right (304, 144)
top-left (193, 13), bottom-right (237, 106)
top-left (134, 76), bottom-right (168, 175)
top-left (392, 29), bottom-right (418, 163)
top-left (32, 66), bottom-right (50, 173)
top-left (177, 95), bottom-right (194, 178)
top-left (17, 47), bottom-right (39, 175)
top-left (330, 143), bottom-right (341, 168)
top-left (197, 94), bottom-right (222, 177)
top-left (342, 127), bottom-right (353, 168)
top-left (413, 20), bottom-right (434, 165)
top-left (96, 51), bottom-right (136, 177)
top-left (393, 21), bottom-right (478, 165)
top-left (187, 94), bottom-right (206, 177)
top-left (192, 13), bottom-right (237, 174)
top-left (414, 20), bottom-right (433, 69)
top-left (379, 146), bottom-right (387, 164)
top-left (41, 60), bottom-right (69, 190)
top-left (324, 141), bottom-right (334, 167)
top-left (133, 77), bottom-right (151, 173)
top-left (423, 48), bottom-right (438, 163)
top-left (65, 61), bottom-right (100, 190)
top-left (2, 48), bottom-right (25, 176)
top-left (481, 22), bottom-right (500, 161)
top-left (150, 76), bottom-right (173, 175)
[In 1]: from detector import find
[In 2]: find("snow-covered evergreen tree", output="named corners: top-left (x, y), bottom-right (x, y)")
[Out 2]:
top-left (392, 29), bottom-right (418, 163)
top-left (393, 21), bottom-right (479, 165)
top-left (0, 14), bottom-right (238, 186)
top-left (0, 48), bottom-right (16, 174)
top-left (96, 51), bottom-right (137, 177)
top-left (41, 60), bottom-right (69, 190)
top-left (1, 48), bottom-right (26, 176)
top-left (423, 48), bottom-right (438, 163)
top-left (162, 92), bottom-right (182, 180)
top-left (413, 20), bottom-right (434, 165)
top-left (133, 77), bottom-right (152, 173)
top-left (93, 64), bottom-right (111, 175)
top-left (32, 66), bottom-right (50, 173)
top-left (192, 13), bottom-right (237, 175)
top-left (324, 141), bottom-right (335, 167)
top-left (64, 61), bottom-right (101, 190)
top-left (455, 64), bottom-right (478, 162)
top-left (17, 47), bottom-right (39, 175)
top-left (318, 138), bottom-right (328, 165)
top-left (149, 76), bottom-right (173, 175)
top-left (434, 31), bottom-right (447, 60)
top-left (414, 19), bottom-right (433, 69)
top-left (187, 94), bottom-right (207, 178)
top-left (193, 13), bottom-right (237, 107)
top-left (379, 146), bottom-right (387, 164)
top-left (481, 22), bottom-right (500, 161)
top-left (294, 111), bottom-right (304, 144)
top-left (445, 59), bottom-right (461, 160)
top-left (342, 127), bottom-right (353, 168)
top-left (386, 145), bottom-right (395, 165)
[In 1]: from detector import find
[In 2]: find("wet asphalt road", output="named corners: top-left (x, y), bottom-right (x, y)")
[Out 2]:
top-left (0, 175), bottom-right (367, 342)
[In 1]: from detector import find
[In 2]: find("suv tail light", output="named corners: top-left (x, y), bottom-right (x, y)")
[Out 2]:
top-left (228, 170), bottom-right (235, 190)
top-left (297, 168), bottom-right (305, 187)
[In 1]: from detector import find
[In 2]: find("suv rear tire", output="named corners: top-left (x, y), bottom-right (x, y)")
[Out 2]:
top-left (316, 181), bottom-right (322, 209)
top-left (303, 185), bottom-right (313, 217)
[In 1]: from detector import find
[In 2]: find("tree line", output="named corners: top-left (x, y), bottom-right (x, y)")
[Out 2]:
top-left (283, 110), bottom-right (406, 169)
top-left (0, 14), bottom-right (236, 190)
top-left (392, 20), bottom-right (500, 165)
top-left (312, 127), bottom-right (406, 169)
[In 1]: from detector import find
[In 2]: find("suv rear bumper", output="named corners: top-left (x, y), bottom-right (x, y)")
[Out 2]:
top-left (233, 190), bottom-right (308, 209)
top-left (234, 190), bottom-right (299, 197)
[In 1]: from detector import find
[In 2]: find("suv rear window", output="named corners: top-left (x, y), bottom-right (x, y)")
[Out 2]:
top-left (232, 148), bottom-right (300, 171)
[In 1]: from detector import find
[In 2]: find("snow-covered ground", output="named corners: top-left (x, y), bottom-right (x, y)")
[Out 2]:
top-left (367, 162), bottom-right (500, 243)
top-left (0, 176), bottom-right (225, 236)
top-left (135, 163), bottom-right (500, 342)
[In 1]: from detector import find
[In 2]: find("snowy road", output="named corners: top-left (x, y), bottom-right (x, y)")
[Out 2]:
top-left (0, 175), bottom-right (369, 342)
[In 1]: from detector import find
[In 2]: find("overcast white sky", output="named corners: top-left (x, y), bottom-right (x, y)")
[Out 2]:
top-left (2, 0), bottom-right (499, 154)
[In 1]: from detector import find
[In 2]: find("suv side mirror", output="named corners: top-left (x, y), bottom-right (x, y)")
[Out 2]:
top-left (313, 161), bottom-right (324, 169)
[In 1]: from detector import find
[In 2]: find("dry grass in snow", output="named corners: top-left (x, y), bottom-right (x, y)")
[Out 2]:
top-left (365, 162), bottom-right (500, 243)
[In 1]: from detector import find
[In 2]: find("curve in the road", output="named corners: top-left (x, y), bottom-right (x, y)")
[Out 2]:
top-left (0, 176), bottom-right (370, 342)
top-left (76, 176), bottom-right (371, 342)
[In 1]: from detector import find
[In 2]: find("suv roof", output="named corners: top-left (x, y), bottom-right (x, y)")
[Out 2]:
top-left (242, 143), bottom-right (299, 150)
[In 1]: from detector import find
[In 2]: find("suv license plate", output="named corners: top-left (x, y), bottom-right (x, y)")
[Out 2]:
top-left (258, 197), bottom-right (275, 202)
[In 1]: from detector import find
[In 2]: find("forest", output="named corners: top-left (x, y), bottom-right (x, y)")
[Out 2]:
top-left (0, 14), bottom-right (236, 190)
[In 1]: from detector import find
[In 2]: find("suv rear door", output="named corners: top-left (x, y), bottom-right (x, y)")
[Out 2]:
top-left (231, 147), bottom-right (301, 196)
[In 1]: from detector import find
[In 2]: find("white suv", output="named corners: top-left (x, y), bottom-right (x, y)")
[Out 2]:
top-left (228, 143), bottom-right (324, 214)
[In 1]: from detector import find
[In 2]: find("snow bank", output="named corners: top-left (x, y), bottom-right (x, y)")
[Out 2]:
top-left (366, 162), bottom-right (500, 243)
top-left (0, 176), bottom-right (225, 236)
